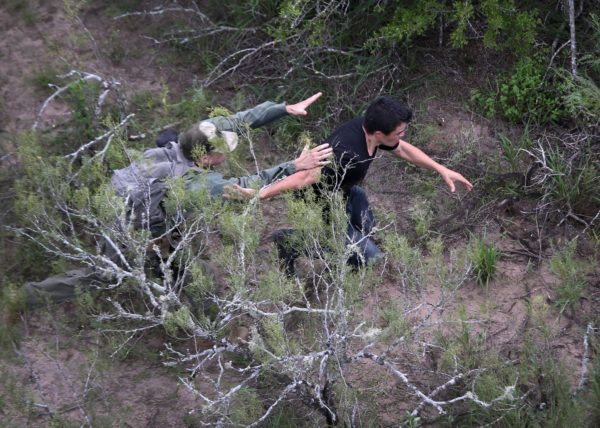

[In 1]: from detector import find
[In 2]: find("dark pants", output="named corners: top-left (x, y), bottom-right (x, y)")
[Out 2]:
top-left (344, 185), bottom-right (382, 267)
top-left (273, 185), bottom-right (382, 275)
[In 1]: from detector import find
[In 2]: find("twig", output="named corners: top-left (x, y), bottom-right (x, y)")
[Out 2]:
top-left (33, 70), bottom-right (106, 130)
top-left (575, 323), bottom-right (595, 394)
top-left (128, 121), bottom-right (182, 141)
top-left (113, 6), bottom-right (211, 21)
top-left (64, 113), bottom-right (135, 162)
top-left (203, 40), bottom-right (278, 87)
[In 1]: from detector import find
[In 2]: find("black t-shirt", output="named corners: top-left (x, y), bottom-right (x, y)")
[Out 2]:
top-left (320, 117), bottom-right (396, 193)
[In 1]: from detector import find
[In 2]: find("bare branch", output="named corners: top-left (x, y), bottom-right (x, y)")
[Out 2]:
top-left (64, 113), bottom-right (135, 162)
top-left (575, 323), bottom-right (595, 394)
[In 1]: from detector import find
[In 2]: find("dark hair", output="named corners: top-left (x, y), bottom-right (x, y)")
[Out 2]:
top-left (364, 96), bottom-right (413, 135)
top-left (179, 125), bottom-right (212, 161)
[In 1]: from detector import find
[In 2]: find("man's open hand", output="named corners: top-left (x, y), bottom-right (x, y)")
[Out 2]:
top-left (286, 92), bottom-right (322, 116)
top-left (294, 143), bottom-right (332, 171)
top-left (440, 169), bottom-right (473, 193)
top-left (223, 184), bottom-right (257, 201)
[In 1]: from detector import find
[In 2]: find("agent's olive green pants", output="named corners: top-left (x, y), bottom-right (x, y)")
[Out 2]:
top-left (23, 268), bottom-right (106, 307)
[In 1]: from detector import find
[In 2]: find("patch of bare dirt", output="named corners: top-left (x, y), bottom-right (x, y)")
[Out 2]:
top-left (0, 1), bottom-right (194, 134)
top-left (5, 308), bottom-right (199, 426)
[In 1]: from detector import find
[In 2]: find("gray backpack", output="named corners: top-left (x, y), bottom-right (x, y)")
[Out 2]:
top-left (111, 142), bottom-right (192, 237)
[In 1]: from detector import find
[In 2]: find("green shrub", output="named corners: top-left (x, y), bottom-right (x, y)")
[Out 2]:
top-left (374, 0), bottom-right (538, 53)
top-left (410, 198), bottom-right (433, 239)
top-left (380, 302), bottom-right (408, 342)
top-left (229, 387), bottom-right (263, 425)
top-left (560, 71), bottom-right (600, 127)
top-left (382, 232), bottom-right (423, 291)
top-left (65, 79), bottom-right (102, 141)
top-left (0, 285), bottom-right (24, 351)
top-left (172, 85), bottom-right (212, 124)
top-left (472, 57), bottom-right (567, 124)
top-left (470, 237), bottom-right (499, 286)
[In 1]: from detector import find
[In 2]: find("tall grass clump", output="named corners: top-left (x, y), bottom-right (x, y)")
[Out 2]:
top-left (470, 236), bottom-right (499, 286)
top-left (550, 240), bottom-right (588, 313)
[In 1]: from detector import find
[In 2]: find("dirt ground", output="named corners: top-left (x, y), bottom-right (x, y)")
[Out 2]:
top-left (1, 1), bottom-right (598, 426)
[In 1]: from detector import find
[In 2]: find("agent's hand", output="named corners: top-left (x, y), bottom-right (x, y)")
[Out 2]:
top-left (440, 168), bottom-right (473, 193)
top-left (223, 184), bottom-right (257, 201)
top-left (293, 143), bottom-right (332, 171)
top-left (285, 92), bottom-right (322, 116)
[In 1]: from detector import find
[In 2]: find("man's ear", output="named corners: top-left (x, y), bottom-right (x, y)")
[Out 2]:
top-left (196, 154), bottom-right (210, 167)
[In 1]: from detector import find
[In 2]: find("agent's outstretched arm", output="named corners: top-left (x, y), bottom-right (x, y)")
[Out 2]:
top-left (205, 92), bottom-right (323, 133)
top-left (224, 168), bottom-right (321, 201)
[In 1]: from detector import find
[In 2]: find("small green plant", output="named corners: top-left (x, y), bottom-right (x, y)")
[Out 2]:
top-left (470, 237), bottom-right (499, 286)
top-left (527, 294), bottom-right (552, 340)
top-left (550, 241), bottom-right (588, 313)
top-left (382, 231), bottom-right (423, 291)
top-left (266, 404), bottom-right (311, 427)
top-left (380, 303), bottom-right (408, 342)
top-left (589, 345), bottom-right (600, 424)
top-left (437, 305), bottom-right (486, 371)
top-left (63, 0), bottom-right (87, 19)
top-left (229, 387), bottom-right (263, 425)
top-left (498, 134), bottom-right (519, 170)
top-left (0, 285), bottom-right (24, 352)
top-left (106, 29), bottom-right (126, 65)
top-left (172, 85), bottom-right (212, 124)
top-left (29, 67), bottom-right (63, 94)
top-left (6, 0), bottom-right (37, 25)
top-left (410, 198), bottom-right (433, 239)
top-left (498, 127), bottom-right (532, 171)
top-left (164, 306), bottom-right (194, 336)
top-left (402, 411), bottom-right (422, 427)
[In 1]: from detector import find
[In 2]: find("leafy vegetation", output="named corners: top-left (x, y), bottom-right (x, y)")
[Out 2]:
top-left (472, 56), bottom-right (568, 124)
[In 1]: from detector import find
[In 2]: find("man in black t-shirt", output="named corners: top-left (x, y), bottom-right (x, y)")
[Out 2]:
top-left (273, 96), bottom-right (473, 274)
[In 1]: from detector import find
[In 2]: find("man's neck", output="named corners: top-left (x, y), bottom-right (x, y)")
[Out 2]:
top-left (363, 127), bottom-right (378, 156)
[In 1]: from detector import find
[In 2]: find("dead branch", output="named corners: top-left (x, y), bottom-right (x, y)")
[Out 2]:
top-left (113, 6), bottom-right (212, 22)
top-left (128, 121), bottom-right (182, 141)
top-left (575, 323), bottom-right (595, 394)
top-left (356, 350), bottom-right (519, 415)
top-left (202, 39), bottom-right (279, 87)
top-left (566, 0), bottom-right (578, 76)
top-left (64, 113), bottom-right (135, 162)
top-left (33, 70), bottom-right (121, 130)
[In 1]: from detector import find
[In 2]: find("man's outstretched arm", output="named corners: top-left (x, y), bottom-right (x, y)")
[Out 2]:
top-left (206, 92), bottom-right (323, 133)
top-left (392, 140), bottom-right (473, 193)
top-left (224, 168), bottom-right (321, 201)
top-left (259, 168), bottom-right (321, 199)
